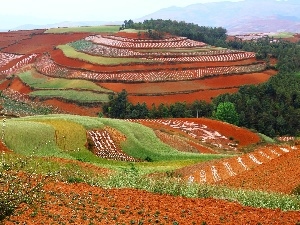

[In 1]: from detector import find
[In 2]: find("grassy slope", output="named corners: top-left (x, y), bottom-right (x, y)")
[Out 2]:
top-left (18, 70), bottom-right (112, 93)
top-left (44, 25), bottom-right (121, 34)
top-left (29, 90), bottom-right (110, 103)
top-left (57, 44), bottom-right (159, 65)
top-left (2, 115), bottom-right (225, 173)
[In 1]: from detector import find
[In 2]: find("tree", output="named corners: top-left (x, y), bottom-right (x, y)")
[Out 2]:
top-left (213, 102), bottom-right (239, 125)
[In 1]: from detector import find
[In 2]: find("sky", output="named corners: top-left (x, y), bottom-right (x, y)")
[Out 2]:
top-left (0, 0), bottom-right (242, 29)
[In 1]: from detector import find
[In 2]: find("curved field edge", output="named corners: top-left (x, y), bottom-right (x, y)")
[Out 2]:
top-left (2, 115), bottom-right (226, 172)
top-left (18, 70), bottom-right (113, 93)
top-left (44, 25), bottom-right (121, 34)
top-left (29, 90), bottom-right (110, 103)
top-left (57, 44), bottom-right (160, 65)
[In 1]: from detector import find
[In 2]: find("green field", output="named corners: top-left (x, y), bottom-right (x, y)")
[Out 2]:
top-left (269, 32), bottom-right (294, 38)
top-left (2, 115), bottom-right (226, 172)
top-left (138, 46), bottom-right (226, 53)
top-left (1, 114), bottom-right (299, 212)
top-left (45, 25), bottom-right (121, 34)
top-left (18, 70), bottom-right (112, 93)
top-left (58, 44), bottom-right (159, 65)
top-left (29, 90), bottom-right (110, 103)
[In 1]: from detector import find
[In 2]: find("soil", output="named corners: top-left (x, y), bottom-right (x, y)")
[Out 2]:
top-left (3, 33), bottom-right (90, 54)
top-left (43, 99), bottom-right (101, 117)
top-left (4, 180), bottom-right (300, 225)
top-left (100, 70), bottom-right (276, 95)
top-left (50, 48), bottom-right (258, 73)
top-left (220, 146), bottom-right (300, 194)
top-left (128, 87), bottom-right (240, 105)
top-left (9, 77), bottom-right (32, 94)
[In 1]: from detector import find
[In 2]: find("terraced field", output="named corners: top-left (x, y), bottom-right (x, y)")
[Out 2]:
top-left (1, 115), bottom-right (299, 224)
top-left (0, 27), bottom-right (275, 114)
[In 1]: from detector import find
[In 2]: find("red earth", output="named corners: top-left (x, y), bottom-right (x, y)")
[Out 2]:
top-left (50, 47), bottom-right (259, 73)
top-left (177, 144), bottom-right (300, 194)
top-left (3, 33), bottom-right (90, 54)
top-left (43, 99), bottom-right (101, 117)
top-left (128, 87), bottom-right (240, 105)
top-left (100, 70), bottom-right (276, 95)
top-left (220, 145), bottom-right (300, 194)
top-left (3, 179), bottom-right (300, 225)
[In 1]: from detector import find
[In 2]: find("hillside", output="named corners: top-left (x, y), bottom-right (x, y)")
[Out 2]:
top-left (1, 115), bottom-right (300, 223)
top-left (0, 27), bottom-right (274, 116)
top-left (139, 0), bottom-right (300, 34)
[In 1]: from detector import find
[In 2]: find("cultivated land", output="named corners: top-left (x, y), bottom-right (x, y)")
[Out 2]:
top-left (0, 26), bottom-right (299, 224)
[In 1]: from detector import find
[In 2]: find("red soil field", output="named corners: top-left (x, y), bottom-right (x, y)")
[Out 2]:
top-left (8, 77), bottom-right (32, 94)
top-left (43, 99), bottom-right (101, 117)
top-left (220, 146), bottom-right (300, 194)
top-left (128, 87), bottom-right (239, 105)
top-left (4, 180), bottom-right (300, 224)
top-left (183, 118), bottom-right (260, 147)
top-left (3, 33), bottom-right (89, 54)
top-left (100, 70), bottom-right (276, 94)
top-left (50, 48), bottom-right (258, 73)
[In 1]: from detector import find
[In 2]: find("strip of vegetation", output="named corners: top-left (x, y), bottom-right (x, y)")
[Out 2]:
top-left (1, 156), bottom-right (299, 213)
top-left (29, 89), bottom-right (110, 103)
top-left (57, 44), bottom-right (159, 65)
top-left (0, 93), bottom-right (57, 117)
top-left (18, 70), bottom-right (112, 93)
top-left (45, 25), bottom-right (121, 34)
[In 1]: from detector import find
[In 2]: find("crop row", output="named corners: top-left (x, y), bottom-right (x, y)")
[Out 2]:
top-left (0, 54), bottom-right (38, 76)
top-left (74, 40), bottom-right (248, 58)
top-left (87, 130), bottom-right (138, 162)
top-left (0, 52), bottom-right (23, 67)
top-left (36, 55), bottom-right (266, 82)
top-left (188, 145), bottom-right (298, 184)
top-left (86, 35), bottom-right (206, 49)
top-left (104, 35), bottom-right (188, 43)
top-left (130, 119), bottom-right (237, 151)
top-left (147, 52), bottom-right (256, 62)
top-left (0, 88), bottom-right (60, 116)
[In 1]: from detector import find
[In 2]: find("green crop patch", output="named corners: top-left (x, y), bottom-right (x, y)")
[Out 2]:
top-left (29, 90), bottom-right (110, 103)
top-left (45, 25), bottom-right (121, 34)
top-left (18, 70), bottom-right (112, 93)
top-left (57, 44), bottom-right (160, 65)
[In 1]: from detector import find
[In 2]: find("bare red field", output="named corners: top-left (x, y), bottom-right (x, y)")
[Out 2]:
top-left (3, 33), bottom-right (89, 54)
top-left (8, 77), bottom-right (32, 94)
top-left (100, 70), bottom-right (276, 94)
top-left (128, 88), bottom-right (239, 105)
top-left (177, 145), bottom-right (300, 194)
top-left (43, 99), bottom-right (101, 117)
top-left (4, 180), bottom-right (300, 225)
top-left (220, 146), bottom-right (300, 194)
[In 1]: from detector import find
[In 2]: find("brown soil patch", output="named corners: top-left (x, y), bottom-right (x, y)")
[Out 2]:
top-left (184, 118), bottom-right (260, 147)
top-left (0, 141), bottom-right (12, 153)
top-left (128, 88), bottom-right (239, 105)
top-left (220, 146), bottom-right (300, 194)
top-left (43, 99), bottom-right (101, 117)
top-left (9, 77), bottom-right (32, 94)
top-left (4, 33), bottom-right (89, 54)
top-left (101, 70), bottom-right (276, 95)
top-left (4, 180), bottom-right (300, 224)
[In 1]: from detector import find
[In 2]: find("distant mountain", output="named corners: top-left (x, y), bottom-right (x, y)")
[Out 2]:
top-left (1, 21), bottom-right (122, 32)
top-left (138, 0), bottom-right (300, 34)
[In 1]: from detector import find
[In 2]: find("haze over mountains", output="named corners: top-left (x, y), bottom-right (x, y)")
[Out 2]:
top-left (3, 0), bottom-right (300, 34)
top-left (139, 0), bottom-right (300, 34)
